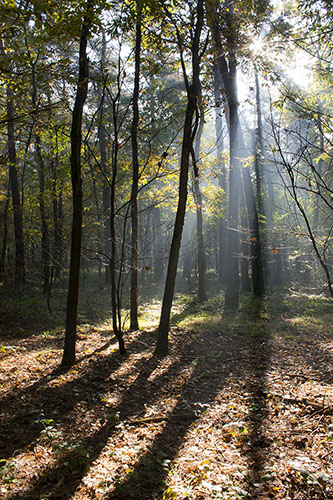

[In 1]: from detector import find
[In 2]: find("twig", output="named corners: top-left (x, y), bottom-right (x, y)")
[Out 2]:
top-left (127, 413), bottom-right (196, 425)
top-left (319, 449), bottom-right (333, 460)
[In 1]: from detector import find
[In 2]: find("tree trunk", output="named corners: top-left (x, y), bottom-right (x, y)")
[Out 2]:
top-left (7, 87), bottom-right (26, 284)
top-left (241, 166), bottom-right (265, 297)
top-left (31, 63), bottom-right (50, 295)
top-left (240, 201), bottom-right (251, 293)
top-left (0, 180), bottom-right (10, 279)
top-left (155, 0), bottom-right (204, 356)
top-left (0, 39), bottom-right (26, 285)
top-left (98, 31), bottom-right (111, 283)
top-left (130, 1), bottom-right (142, 331)
top-left (214, 61), bottom-right (227, 286)
top-left (206, 0), bottom-right (241, 312)
top-left (109, 95), bottom-right (126, 354)
top-left (192, 97), bottom-right (207, 303)
top-left (61, 0), bottom-right (93, 367)
top-left (153, 206), bottom-right (164, 282)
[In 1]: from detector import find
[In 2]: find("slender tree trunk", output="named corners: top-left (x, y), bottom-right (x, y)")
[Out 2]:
top-left (7, 87), bottom-right (26, 284)
top-left (31, 63), bottom-right (50, 295)
top-left (0, 181), bottom-right (10, 279)
top-left (313, 110), bottom-right (324, 230)
top-left (192, 98), bottom-right (207, 303)
top-left (240, 200), bottom-right (251, 293)
top-left (214, 62), bottom-right (227, 286)
top-left (254, 72), bottom-right (265, 220)
top-left (241, 167), bottom-right (265, 296)
top-left (153, 206), bottom-right (164, 282)
top-left (0, 39), bottom-right (26, 284)
top-left (130, 1), bottom-right (142, 331)
top-left (110, 97), bottom-right (126, 354)
top-left (98, 31), bottom-right (111, 283)
top-left (55, 179), bottom-right (63, 279)
top-left (273, 123), bottom-right (333, 297)
top-left (208, 0), bottom-right (265, 307)
top-left (61, 0), bottom-right (93, 367)
top-left (155, 0), bottom-right (204, 356)
top-left (206, 0), bottom-right (241, 311)
top-left (255, 69), bottom-right (275, 285)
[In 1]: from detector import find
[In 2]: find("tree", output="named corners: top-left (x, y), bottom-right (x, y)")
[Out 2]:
top-left (0, 37), bottom-right (26, 284)
top-left (61, 0), bottom-right (95, 367)
top-left (155, 0), bottom-right (205, 356)
top-left (129, 0), bottom-right (142, 331)
top-left (207, 0), bottom-right (268, 310)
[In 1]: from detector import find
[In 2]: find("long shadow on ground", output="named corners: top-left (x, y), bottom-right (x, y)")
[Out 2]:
top-left (5, 329), bottom-right (245, 500)
top-left (243, 331), bottom-right (272, 498)
top-left (0, 332), bottom-right (149, 461)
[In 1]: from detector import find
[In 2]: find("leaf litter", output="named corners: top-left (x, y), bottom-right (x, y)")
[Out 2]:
top-left (0, 307), bottom-right (332, 499)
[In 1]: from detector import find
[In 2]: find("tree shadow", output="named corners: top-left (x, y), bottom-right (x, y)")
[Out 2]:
top-left (103, 337), bottom-right (236, 499)
top-left (5, 329), bottom-right (234, 500)
top-left (0, 330), bottom-right (152, 461)
top-left (243, 332), bottom-right (272, 498)
top-left (5, 352), bottom-right (182, 499)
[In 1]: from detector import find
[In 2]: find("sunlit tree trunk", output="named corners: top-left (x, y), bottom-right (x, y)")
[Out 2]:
top-left (207, 0), bottom-right (241, 311)
top-left (153, 206), bottom-right (164, 282)
top-left (193, 96), bottom-right (207, 303)
top-left (214, 62), bottom-right (227, 286)
top-left (313, 110), bottom-right (324, 230)
top-left (98, 31), bottom-right (111, 283)
top-left (240, 202), bottom-right (251, 293)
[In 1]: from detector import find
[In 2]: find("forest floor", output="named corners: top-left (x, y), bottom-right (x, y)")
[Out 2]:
top-left (0, 281), bottom-right (332, 500)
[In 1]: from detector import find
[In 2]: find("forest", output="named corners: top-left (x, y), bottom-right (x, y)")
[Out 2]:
top-left (0, 0), bottom-right (332, 499)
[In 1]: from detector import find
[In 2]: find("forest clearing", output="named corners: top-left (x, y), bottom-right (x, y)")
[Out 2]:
top-left (0, 282), bottom-right (332, 499)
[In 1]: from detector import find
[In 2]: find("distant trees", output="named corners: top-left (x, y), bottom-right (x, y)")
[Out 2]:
top-left (207, 0), bottom-right (267, 311)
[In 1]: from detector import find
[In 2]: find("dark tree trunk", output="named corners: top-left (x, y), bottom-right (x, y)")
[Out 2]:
top-left (223, 74), bottom-right (241, 311)
top-left (130, 1), bottom-right (142, 331)
top-left (109, 96), bottom-right (126, 354)
top-left (155, 0), bottom-right (204, 357)
top-left (61, 0), bottom-right (93, 367)
top-left (241, 167), bottom-right (265, 297)
top-left (7, 87), bottom-right (26, 284)
top-left (208, 1), bottom-right (265, 307)
top-left (0, 39), bottom-right (26, 284)
top-left (55, 180), bottom-right (63, 279)
top-left (0, 181), bottom-right (10, 279)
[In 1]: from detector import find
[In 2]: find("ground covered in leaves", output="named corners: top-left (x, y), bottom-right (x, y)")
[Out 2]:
top-left (0, 288), bottom-right (332, 500)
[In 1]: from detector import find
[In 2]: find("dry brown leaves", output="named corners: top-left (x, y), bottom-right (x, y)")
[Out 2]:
top-left (0, 324), bottom-right (332, 500)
